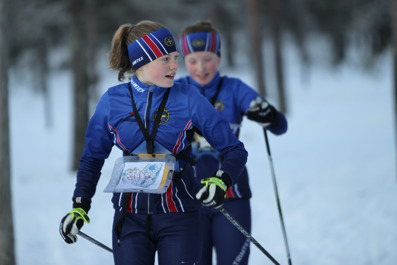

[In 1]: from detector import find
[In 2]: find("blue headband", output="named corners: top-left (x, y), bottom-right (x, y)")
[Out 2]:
top-left (127, 28), bottom-right (177, 70)
top-left (179, 32), bottom-right (221, 57)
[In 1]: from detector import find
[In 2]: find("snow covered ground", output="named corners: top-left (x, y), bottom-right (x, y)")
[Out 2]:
top-left (10, 41), bottom-right (396, 265)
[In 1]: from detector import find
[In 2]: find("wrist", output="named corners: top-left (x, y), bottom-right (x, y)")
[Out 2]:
top-left (269, 105), bottom-right (278, 124)
top-left (72, 197), bottom-right (91, 213)
top-left (216, 170), bottom-right (232, 189)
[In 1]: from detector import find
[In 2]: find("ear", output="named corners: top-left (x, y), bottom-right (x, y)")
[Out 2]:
top-left (134, 67), bottom-right (143, 80)
top-left (135, 65), bottom-right (146, 76)
top-left (216, 56), bottom-right (221, 66)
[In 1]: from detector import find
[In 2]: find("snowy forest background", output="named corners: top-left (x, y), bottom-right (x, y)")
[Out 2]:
top-left (1, 0), bottom-right (396, 265)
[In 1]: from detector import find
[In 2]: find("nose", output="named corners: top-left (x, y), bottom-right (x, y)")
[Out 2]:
top-left (196, 61), bottom-right (205, 72)
top-left (170, 58), bottom-right (178, 70)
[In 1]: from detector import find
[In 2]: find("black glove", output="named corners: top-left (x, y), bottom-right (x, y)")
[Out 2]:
top-left (59, 197), bottom-right (90, 244)
top-left (196, 170), bottom-right (232, 209)
top-left (246, 97), bottom-right (278, 127)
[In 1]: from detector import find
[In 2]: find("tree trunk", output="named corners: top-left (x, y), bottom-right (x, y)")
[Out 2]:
top-left (270, 0), bottom-right (287, 113)
top-left (295, 0), bottom-right (311, 84)
top-left (87, 0), bottom-right (99, 108)
top-left (394, 0), bottom-right (397, 179)
top-left (69, 0), bottom-right (90, 171)
top-left (245, 0), bottom-right (266, 97)
top-left (37, 41), bottom-right (52, 129)
top-left (0, 0), bottom-right (16, 263)
top-left (205, 0), bottom-right (235, 68)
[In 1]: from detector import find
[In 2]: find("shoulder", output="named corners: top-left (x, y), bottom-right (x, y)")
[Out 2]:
top-left (170, 82), bottom-right (212, 115)
top-left (221, 75), bottom-right (249, 88)
top-left (95, 82), bottom-right (130, 112)
top-left (222, 75), bottom-right (258, 97)
top-left (174, 76), bottom-right (190, 84)
top-left (107, 82), bottom-right (130, 96)
top-left (171, 81), bottom-right (201, 97)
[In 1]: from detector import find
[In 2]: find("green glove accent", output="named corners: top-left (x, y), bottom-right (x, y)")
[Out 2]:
top-left (69, 208), bottom-right (90, 224)
top-left (196, 170), bottom-right (232, 208)
top-left (200, 177), bottom-right (228, 192)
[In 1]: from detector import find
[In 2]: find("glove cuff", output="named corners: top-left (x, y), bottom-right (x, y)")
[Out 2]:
top-left (268, 105), bottom-right (279, 124)
top-left (216, 170), bottom-right (232, 189)
top-left (72, 197), bottom-right (91, 213)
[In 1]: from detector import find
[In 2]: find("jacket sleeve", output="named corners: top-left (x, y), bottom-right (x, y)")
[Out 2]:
top-left (72, 92), bottom-right (114, 202)
top-left (232, 78), bottom-right (288, 135)
top-left (267, 111), bottom-right (288, 135)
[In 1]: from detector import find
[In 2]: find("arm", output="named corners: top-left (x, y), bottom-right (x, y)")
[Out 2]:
top-left (60, 92), bottom-right (113, 244)
top-left (73, 92), bottom-right (114, 201)
top-left (227, 77), bottom-right (288, 135)
top-left (189, 90), bottom-right (248, 208)
top-left (190, 92), bottom-right (248, 183)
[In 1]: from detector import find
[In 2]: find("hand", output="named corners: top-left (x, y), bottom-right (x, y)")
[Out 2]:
top-left (59, 197), bottom-right (90, 244)
top-left (196, 170), bottom-right (232, 209)
top-left (246, 96), bottom-right (278, 127)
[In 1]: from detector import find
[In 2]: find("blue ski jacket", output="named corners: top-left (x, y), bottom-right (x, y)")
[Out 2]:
top-left (176, 72), bottom-right (287, 199)
top-left (72, 76), bottom-right (248, 214)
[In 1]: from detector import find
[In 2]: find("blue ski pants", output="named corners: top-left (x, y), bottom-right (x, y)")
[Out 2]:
top-left (112, 211), bottom-right (202, 265)
top-left (199, 199), bottom-right (251, 265)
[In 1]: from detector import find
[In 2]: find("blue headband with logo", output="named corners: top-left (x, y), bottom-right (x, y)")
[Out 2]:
top-left (127, 28), bottom-right (177, 70)
top-left (179, 32), bottom-right (221, 57)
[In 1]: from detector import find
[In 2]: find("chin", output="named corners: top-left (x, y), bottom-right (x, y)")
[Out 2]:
top-left (194, 77), bottom-right (209, 85)
top-left (161, 80), bottom-right (174, 87)
top-left (198, 80), bottom-right (209, 85)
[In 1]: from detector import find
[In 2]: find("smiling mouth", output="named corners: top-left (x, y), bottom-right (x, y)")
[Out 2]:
top-left (197, 73), bottom-right (209, 79)
top-left (166, 74), bottom-right (175, 79)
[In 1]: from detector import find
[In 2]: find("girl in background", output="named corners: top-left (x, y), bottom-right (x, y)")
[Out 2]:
top-left (176, 20), bottom-right (288, 265)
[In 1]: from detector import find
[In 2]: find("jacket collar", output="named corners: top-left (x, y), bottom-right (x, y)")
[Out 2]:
top-left (188, 72), bottom-right (221, 91)
top-left (188, 72), bottom-right (221, 99)
top-left (130, 76), bottom-right (167, 94)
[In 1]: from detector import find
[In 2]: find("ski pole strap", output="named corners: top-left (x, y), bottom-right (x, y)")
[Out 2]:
top-left (69, 208), bottom-right (90, 224)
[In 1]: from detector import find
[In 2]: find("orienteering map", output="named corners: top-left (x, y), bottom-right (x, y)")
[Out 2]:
top-left (116, 161), bottom-right (166, 190)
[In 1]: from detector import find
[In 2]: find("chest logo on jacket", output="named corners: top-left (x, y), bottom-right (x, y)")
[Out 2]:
top-left (153, 109), bottom-right (170, 124)
top-left (214, 100), bottom-right (224, 112)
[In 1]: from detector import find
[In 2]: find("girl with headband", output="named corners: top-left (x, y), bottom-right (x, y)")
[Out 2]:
top-left (59, 20), bottom-right (248, 265)
top-left (177, 20), bottom-right (288, 265)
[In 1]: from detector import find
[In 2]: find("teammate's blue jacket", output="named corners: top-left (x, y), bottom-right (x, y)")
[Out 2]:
top-left (176, 72), bottom-right (287, 199)
top-left (72, 76), bottom-right (248, 214)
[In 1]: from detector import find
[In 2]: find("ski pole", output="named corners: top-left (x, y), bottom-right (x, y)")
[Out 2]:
top-left (78, 231), bottom-right (113, 253)
top-left (264, 129), bottom-right (293, 265)
top-left (218, 206), bottom-right (280, 265)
